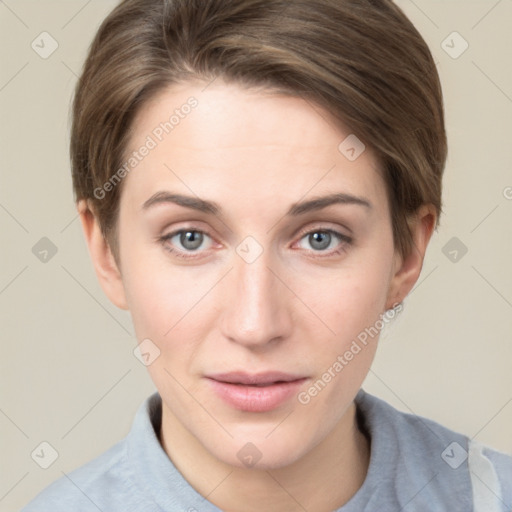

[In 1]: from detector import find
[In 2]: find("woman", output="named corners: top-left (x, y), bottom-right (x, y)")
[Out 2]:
top-left (22, 0), bottom-right (512, 510)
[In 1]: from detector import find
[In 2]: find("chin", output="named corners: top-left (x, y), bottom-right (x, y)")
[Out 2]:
top-left (205, 428), bottom-right (313, 471)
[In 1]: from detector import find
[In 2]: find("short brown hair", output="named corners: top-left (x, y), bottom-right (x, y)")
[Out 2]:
top-left (71, 0), bottom-right (447, 260)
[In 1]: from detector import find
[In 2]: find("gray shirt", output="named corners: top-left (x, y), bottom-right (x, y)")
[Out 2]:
top-left (21, 390), bottom-right (512, 511)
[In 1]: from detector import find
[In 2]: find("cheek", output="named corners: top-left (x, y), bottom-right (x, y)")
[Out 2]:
top-left (121, 246), bottom-right (221, 371)
top-left (293, 255), bottom-right (394, 417)
top-left (125, 267), bottom-right (209, 336)
top-left (304, 254), bottom-right (394, 341)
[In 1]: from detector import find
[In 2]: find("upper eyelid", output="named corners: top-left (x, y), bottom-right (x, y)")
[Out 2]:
top-left (296, 224), bottom-right (350, 237)
top-left (162, 225), bottom-right (349, 239)
top-left (293, 228), bottom-right (351, 249)
top-left (162, 228), bottom-right (214, 244)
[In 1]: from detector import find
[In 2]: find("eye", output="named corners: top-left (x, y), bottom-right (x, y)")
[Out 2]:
top-left (160, 229), bottom-right (213, 258)
top-left (296, 229), bottom-right (352, 255)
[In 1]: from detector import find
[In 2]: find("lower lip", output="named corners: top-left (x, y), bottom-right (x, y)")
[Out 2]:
top-left (206, 378), bottom-right (307, 412)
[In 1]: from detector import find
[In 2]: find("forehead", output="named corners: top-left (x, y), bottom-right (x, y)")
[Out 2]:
top-left (121, 80), bottom-right (386, 214)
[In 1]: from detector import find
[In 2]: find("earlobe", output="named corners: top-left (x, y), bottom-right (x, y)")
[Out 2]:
top-left (77, 200), bottom-right (129, 311)
top-left (385, 205), bottom-right (437, 310)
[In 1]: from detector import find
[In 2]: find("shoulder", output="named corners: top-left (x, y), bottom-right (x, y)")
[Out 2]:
top-left (354, 390), bottom-right (512, 511)
top-left (20, 440), bottom-right (137, 512)
top-left (20, 393), bottom-right (162, 512)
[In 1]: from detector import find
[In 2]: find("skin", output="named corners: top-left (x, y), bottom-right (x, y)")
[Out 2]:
top-left (79, 80), bottom-right (435, 511)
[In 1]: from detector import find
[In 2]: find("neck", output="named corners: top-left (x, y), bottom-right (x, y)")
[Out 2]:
top-left (160, 401), bottom-right (370, 512)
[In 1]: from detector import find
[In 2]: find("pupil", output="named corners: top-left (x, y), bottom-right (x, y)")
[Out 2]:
top-left (181, 231), bottom-right (203, 250)
top-left (310, 232), bottom-right (331, 250)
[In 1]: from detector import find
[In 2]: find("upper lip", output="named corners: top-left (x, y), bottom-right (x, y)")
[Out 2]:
top-left (206, 371), bottom-right (307, 385)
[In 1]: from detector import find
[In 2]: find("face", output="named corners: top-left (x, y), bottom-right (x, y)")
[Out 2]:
top-left (101, 80), bottom-right (407, 469)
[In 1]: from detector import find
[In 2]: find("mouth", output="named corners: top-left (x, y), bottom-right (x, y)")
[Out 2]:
top-left (205, 371), bottom-right (308, 412)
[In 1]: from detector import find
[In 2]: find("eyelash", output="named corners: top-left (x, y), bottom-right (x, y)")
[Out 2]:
top-left (158, 226), bottom-right (353, 260)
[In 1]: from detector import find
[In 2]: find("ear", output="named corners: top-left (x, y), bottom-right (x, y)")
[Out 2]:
top-left (385, 205), bottom-right (437, 310)
top-left (77, 200), bottom-right (128, 310)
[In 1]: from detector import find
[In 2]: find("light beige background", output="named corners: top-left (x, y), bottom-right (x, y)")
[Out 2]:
top-left (1, 1), bottom-right (511, 510)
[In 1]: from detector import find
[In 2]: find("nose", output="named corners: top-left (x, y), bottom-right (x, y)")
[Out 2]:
top-left (219, 250), bottom-right (293, 349)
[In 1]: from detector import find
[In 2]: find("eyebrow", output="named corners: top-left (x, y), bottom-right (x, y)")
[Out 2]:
top-left (142, 191), bottom-right (372, 216)
top-left (142, 192), bottom-right (220, 215)
top-left (288, 193), bottom-right (372, 215)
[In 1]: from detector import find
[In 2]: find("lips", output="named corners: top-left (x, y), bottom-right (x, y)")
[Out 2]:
top-left (207, 371), bottom-right (305, 385)
top-left (205, 371), bottom-right (308, 412)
